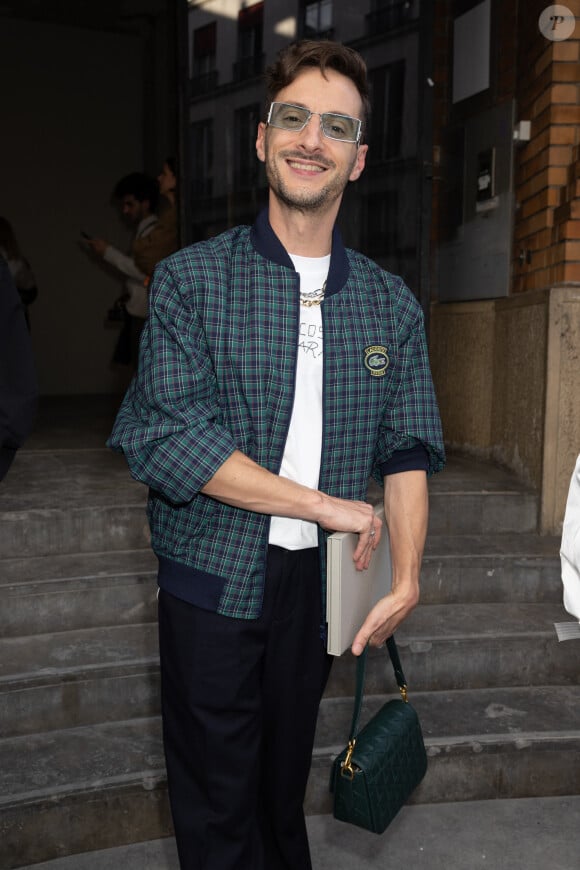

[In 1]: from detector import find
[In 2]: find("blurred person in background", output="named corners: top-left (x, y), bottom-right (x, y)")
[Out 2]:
top-left (133, 157), bottom-right (178, 276)
top-left (0, 254), bottom-right (37, 481)
top-left (85, 172), bottom-right (162, 369)
top-left (0, 216), bottom-right (38, 331)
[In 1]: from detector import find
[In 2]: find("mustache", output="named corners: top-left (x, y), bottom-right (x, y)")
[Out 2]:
top-left (278, 149), bottom-right (335, 169)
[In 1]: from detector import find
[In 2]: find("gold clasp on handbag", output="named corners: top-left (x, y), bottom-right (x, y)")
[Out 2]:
top-left (340, 739), bottom-right (356, 780)
top-left (399, 684), bottom-right (408, 703)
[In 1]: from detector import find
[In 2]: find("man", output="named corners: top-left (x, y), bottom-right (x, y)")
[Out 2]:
top-left (0, 255), bottom-right (37, 481)
top-left (87, 173), bottom-right (170, 366)
top-left (109, 40), bottom-right (445, 870)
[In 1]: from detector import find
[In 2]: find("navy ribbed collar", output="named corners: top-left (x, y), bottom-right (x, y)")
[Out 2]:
top-left (249, 207), bottom-right (350, 299)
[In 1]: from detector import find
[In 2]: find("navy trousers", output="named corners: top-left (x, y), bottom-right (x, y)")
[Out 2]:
top-left (158, 545), bottom-right (333, 870)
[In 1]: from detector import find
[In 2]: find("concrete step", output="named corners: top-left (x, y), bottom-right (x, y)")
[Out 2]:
top-left (14, 795), bottom-right (580, 870)
top-left (427, 488), bottom-right (538, 534)
top-left (2, 684), bottom-right (579, 868)
top-left (421, 533), bottom-right (561, 603)
top-left (0, 623), bottom-right (159, 737)
top-left (0, 718), bottom-right (170, 870)
top-left (0, 549), bottom-right (158, 637)
top-left (425, 453), bottom-right (539, 534)
top-left (0, 450), bottom-right (149, 558)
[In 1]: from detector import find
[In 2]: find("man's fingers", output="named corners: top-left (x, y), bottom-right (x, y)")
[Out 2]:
top-left (351, 631), bottom-right (369, 657)
top-left (352, 516), bottom-right (382, 564)
top-left (351, 595), bottom-right (396, 655)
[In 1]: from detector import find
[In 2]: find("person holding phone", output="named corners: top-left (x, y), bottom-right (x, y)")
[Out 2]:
top-left (0, 254), bottom-right (37, 480)
top-left (0, 217), bottom-right (38, 331)
top-left (85, 173), bottom-right (161, 368)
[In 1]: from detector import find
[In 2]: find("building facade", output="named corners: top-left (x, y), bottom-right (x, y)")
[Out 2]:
top-left (429, 0), bottom-right (580, 533)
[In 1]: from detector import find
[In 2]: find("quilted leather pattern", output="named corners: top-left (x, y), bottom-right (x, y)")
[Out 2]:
top-left (330, 699), bottom-right (427, 834)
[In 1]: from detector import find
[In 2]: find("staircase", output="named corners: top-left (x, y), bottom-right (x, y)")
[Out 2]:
top-left (1, 397), bottom-right (578, 869)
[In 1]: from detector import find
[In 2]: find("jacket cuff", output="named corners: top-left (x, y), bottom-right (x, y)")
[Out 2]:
top-left (380, 444), bottom-right (430, 477)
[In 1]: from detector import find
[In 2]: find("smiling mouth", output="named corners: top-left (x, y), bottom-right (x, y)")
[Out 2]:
top-left (286, 159), bottom-right (326, 173)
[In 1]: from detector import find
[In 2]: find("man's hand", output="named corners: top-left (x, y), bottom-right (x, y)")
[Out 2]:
top-left (317, 494), bottom-right (382, 570)
top-left (86, 237), bottom-right (109, 257)
top-left (351, 587), bottom-right (419, 656)
top-left (351, 470), bottom-right (428, 655)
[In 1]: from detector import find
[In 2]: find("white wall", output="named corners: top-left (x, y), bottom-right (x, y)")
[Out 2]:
top-left (0, 19), bottom-right (145, 395)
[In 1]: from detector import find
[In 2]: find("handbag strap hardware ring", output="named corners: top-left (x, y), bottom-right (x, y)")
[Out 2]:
top-left (340, 739), bottom-right (357, 780)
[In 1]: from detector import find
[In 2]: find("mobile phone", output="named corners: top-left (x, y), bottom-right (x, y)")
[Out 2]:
top-left (81, 230), bottom-right (92, 240)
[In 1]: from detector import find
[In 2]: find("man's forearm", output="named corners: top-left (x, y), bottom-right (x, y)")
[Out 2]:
top-left (201, 449), bottom-right (324, 519)
top-left (383, 469), bottom-right (428, 603)
top-left (351, 469), bottom-right (428, 655)
top-left (103, 245), bottom-right (146, 281)
top-left (201, 449), bottom-right (382, 561)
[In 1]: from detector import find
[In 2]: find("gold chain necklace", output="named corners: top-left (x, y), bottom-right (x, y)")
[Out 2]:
top-left (300, 280), bottom-right (327, 307)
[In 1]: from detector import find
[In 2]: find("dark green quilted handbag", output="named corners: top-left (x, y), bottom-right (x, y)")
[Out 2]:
top-left (330, 636), bottom-right (427, 834)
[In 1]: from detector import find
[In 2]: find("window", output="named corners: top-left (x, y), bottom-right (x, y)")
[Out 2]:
top-left (368, 61), bottom-right (405, 162)
top-left (190, 118), bottom-right (214, 198)
top-left (234, 2), bottom-right (264, 80)
top-left (366, 192), bottom-right (399, 259)
top-left (302, 0), bottom-right (333, 38)
top-left (234, 104), bottom-right (261, 190)
top-left (366, 0), bottom-right (417, 34)
top-left (192, 22), bottom-right (218, 94)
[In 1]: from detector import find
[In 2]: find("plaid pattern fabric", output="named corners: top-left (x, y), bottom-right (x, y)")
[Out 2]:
top-left (109, 213), bottom-right (445, 619)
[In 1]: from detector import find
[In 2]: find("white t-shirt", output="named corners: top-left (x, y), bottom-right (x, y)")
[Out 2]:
top-left (268, 253), bottom-right (330, 550)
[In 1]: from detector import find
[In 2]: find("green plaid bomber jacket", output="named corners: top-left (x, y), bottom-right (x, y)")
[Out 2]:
top-left (108, 208), bottom-right (445, 619)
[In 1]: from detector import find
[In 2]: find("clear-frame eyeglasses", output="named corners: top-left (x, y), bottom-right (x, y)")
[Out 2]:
top-left (267, 102), bottom-right (362, 144)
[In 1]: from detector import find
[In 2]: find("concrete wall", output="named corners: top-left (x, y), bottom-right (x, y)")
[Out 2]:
top-left (491, 291), bottom-right (548, 486)
top-left (430, 285), bottom-right (580, 533)
top-left (0, 19), bottom-right (144, 395)
top-left (542, 287), bottom-right (580, 532)
top-left (429, 300), bottom-right (495, 451)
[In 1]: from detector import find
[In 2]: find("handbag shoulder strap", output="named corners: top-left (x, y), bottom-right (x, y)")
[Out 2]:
top-left (347, 635), bottom-right (409, 742)
top-left (386, 634), bottom-right (408, 699)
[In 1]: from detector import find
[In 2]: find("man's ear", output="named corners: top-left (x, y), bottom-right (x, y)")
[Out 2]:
top-left (256, 122), bottom-right (267, 163)
top-left (349, 144), bottom-right (368, 182)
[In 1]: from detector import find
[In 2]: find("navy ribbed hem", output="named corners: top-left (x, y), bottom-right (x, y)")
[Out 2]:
top-left (157, 554), bottom-right (227, 612)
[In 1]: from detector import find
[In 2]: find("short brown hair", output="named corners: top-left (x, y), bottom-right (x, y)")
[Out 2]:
top-left (264, 40), bottom-right (370, 137)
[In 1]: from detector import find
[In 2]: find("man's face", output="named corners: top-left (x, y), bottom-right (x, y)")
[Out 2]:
top-left (256, 67), bottom-right (367, 215)
top-left (120, 194), bottom-right (149, 225)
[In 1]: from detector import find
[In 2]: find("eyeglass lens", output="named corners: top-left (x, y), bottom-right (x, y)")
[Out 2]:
top-left (268, 103), bottom-right (360, 143)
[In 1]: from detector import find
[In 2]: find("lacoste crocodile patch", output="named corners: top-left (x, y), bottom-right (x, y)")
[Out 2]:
top-left (363, 345), bottom-right (389, 377)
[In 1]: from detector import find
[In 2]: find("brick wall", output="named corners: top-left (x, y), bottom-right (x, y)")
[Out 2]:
top-left (514, 0), bottom-right (580, 292)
